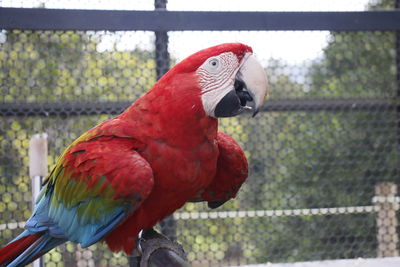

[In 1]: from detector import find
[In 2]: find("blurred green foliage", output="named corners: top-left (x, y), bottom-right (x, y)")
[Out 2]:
top-left (0, 30), bottom-right (156, 102)
top-left (0, 29), bottom-right (156, 266)
top-left (0, 0), bottom-right (399, 265)
top-left (225, 0), bottom-right (398, 264)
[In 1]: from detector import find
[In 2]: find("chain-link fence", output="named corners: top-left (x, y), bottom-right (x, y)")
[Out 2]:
top-left (1, 0), bottom-right (400, 266)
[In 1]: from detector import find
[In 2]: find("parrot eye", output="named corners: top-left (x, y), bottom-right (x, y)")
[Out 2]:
top-left (206, 58), bottom-right (221, 73)
top-left (209, 59), bottom-right (219, 67)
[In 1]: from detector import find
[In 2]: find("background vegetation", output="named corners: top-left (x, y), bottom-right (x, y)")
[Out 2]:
top-left (0, 0), bottom-right (399, 266)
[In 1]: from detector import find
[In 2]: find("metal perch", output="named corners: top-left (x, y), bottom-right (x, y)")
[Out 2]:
top-left (129, 228), bottom-right (189, 267)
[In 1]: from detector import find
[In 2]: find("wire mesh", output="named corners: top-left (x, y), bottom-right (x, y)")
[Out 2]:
top-left (1, 0), bottom-right (400, 266)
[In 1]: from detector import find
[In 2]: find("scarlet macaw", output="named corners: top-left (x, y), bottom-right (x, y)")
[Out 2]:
top-left (0, 43), bottom-right (268, 266)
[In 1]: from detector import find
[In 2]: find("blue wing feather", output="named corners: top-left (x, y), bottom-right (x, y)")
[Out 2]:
top-left (25, 185), bottom-right (131, 248)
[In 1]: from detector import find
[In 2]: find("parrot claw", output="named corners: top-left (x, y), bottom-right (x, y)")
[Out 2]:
top-left (135, 230), bottom-right (144, 256)
top-left (243, 106), bottom-right (253, 111)
top-left (130, 228), bottom-right (189, 267)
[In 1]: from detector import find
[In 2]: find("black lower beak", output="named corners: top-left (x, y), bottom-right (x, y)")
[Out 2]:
top-left (214, 79), bottom-right (254, 118)
top-left (214, 90), bottom-right (242, 118)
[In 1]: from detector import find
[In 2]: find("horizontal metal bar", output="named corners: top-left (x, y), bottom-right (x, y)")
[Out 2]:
top-left (0, 204), bottom-right (379, 231)
top-left (174, 205), bottom-right (379, 220)
top-left (0, 98), bottom-right (398, 117)
top-left (0, 101), bottom-right (131, 116)
top-left (0, 221), bottom-right (25, 231)
top-left (263, 98), bottom-right (400, 112)
top-left (1, 8), bottom-right (400, 31)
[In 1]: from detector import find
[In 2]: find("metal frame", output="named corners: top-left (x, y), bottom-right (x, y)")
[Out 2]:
top-left (0, 98), bottom-right (398, 117)
top-left (1, 7), bottom-right (400, 117)
top-left (1, 8), bottom-right (400, 31)
top-left (0, 3), bottom-right (400, 265)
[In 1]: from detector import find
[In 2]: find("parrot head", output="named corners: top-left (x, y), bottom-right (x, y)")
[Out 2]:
top-left (170, 43), bottom-right (269, 118)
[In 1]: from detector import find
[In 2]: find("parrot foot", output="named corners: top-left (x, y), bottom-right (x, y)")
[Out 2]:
top-left (129, 228), bottom-right (189, 267)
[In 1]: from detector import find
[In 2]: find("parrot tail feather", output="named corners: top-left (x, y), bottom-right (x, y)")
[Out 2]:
top-left (0, 232), bottom-right (42, 266)
top-left (0, 231), bottom-right (66, 267)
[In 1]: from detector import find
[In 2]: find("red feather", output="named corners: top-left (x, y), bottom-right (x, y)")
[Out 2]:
top-left (0, 233), bottom-right (42, 266)
top-left (201, 132), bottom-right (248, 203)
top-left (0, 43), bottom-right (253, 261)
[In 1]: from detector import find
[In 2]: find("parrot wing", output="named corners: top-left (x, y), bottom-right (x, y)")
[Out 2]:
top-left (197, 131), bottom-right (248, 209)
top-left (27, 127), bottom-right (154, 248)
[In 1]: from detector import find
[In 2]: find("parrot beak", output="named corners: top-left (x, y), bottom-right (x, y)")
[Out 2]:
top-left (235, 53), bottom-right (269, 117)
top-left (213, 53), bottom-right (268, 118)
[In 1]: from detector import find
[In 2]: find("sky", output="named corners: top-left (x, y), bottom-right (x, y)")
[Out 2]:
top-left (0, 0), bottom-right (371, 63)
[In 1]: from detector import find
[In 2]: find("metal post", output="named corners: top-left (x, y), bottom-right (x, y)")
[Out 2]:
top-left (396, 0), bottom-right (400, 198)
top-left (373, 182), bottom-right (399, 257)
top-left (29, 133), bottom-right (48, 267)
top-left (154, 0), bottom-right (170, 80)
top-left (396, 0), bottom-right (400, 163)
top-left (128, 2), bottom-right (174, 265)
top-left (395, 1), bottom-right (400, 258)
top-left (153, 0), bottom-right (177, 242)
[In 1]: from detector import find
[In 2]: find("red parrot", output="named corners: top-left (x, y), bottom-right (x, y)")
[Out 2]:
top-left (0, 43), bottom-right (268, 266)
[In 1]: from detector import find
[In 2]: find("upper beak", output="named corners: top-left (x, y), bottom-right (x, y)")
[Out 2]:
top-left (236, 53), bottom-right (269, 116)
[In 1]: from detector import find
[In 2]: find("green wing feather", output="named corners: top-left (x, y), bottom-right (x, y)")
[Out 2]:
top-left (36, 119), bottom-right (154, 246)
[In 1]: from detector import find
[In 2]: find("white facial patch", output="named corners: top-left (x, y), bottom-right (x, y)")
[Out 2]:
top-left (196, 52), bottom-right (240, 117)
